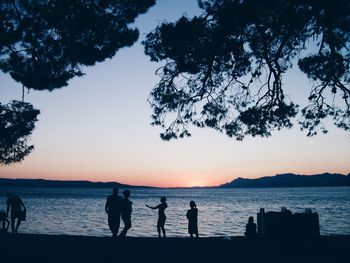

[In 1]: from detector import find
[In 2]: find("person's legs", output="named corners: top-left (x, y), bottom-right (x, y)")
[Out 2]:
top-left (125, 219), bottom-right (131, 233)
top-left (119, 217), bottom-right (131, 238)
top-left (15, 218), bottom-right (22, 233)
top-left (108, 216), bottom-right (114, 234)
top-left (157, 219), bottom-right (161, 237)
top-left (112, 218), bottom-right (120, 237)
top-left (108, 215), bottom-right (120, 237)
top-left (158, 218), bottom-right (166, 237)
top-left (5, 219), bottom-right (10, 230)
top-left (162, 218), bottom-right (166, 237)
top-left (10, 216), bottom-right (15, 233)
top-left (120, 225), bottom-right (130, 237)
top-left (115, 215), bottom-right (121, 235)
top-left (157, 225), bottom-right (161, 238)
top-left (113, 220), bottom-right (120, 237)
top-left (161, 226), bottom-right (166, 237)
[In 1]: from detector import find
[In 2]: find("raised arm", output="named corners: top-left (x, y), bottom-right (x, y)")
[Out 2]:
top-left (146, 204), bottom-right (159, 210)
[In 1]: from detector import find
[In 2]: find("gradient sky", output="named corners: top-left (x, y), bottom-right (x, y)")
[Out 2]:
top-left (0, 0), bottom-right (349, 187)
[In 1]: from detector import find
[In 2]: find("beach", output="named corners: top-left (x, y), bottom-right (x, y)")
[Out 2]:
top-left (1, 233), bottom-right (349, 263)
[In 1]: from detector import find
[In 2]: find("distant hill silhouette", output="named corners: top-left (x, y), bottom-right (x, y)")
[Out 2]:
top-left (0, 178), bottom-right (153, 189)
top-left (346, 174), bottom-right (350, 186)
top-left (219, 173), bottom-right (350, 188)
top-left (1, 173), bottom-right (349, 189)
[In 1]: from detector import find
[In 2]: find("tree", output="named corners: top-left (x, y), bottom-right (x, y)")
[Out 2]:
top-left (143, 0), bottom-right (350, 141)
top-left (0, 101), bottom-right (39, 164)
top-left (0, 0), bottom-right (155, 164)
top-left (1, 0), bottom-right (156, 90)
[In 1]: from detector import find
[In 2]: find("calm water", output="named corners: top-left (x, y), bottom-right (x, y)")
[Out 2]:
top-left (0, 187), bottom-right (349, 237)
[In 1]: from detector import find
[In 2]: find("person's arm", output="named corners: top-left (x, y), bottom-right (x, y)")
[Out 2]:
top-left (105, 198), bottom-right (110, 213)
top-left (20, 199), bottom-right (26, 212)
top-left (6, 200), bottom-right (10, 216)
top-left (146, 204), bottom-right (159, 209)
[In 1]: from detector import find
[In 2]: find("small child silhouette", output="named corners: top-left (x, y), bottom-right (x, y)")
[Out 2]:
top-left (0, 211), bottom-right (10, 232)
top-left (186, 201), bottom-right (198, 238)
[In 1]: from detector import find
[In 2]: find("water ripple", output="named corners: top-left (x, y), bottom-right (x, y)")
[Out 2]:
top-left (0, 187), bottom-right (349, 237)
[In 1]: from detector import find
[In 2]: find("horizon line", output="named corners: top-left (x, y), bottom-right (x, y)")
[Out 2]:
top-left (1, 171), bottom-right (349, 188)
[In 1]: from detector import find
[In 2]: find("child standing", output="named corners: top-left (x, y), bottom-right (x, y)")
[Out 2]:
top-left (186, 201), bottom-right (198, 238)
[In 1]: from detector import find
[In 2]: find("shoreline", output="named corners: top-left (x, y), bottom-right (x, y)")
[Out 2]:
top-left (2, 232), bottom-right (350, 239)
top-left (1, 233), bottom-right (349, 263)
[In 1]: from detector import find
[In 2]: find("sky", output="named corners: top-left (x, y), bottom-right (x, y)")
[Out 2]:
top-left (0, 0), bottom-right (349, 187)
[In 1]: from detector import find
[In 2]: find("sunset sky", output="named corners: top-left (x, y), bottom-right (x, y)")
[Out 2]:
top-left (1, 0), bottom-right (349, 187)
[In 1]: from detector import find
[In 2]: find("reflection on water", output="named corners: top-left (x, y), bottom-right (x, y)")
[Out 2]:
top-left (0, 187), bottom-right (349, 237)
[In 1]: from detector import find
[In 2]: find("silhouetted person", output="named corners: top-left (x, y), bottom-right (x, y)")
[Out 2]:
top-left (119, 190), bottom-right (132, 238)
top-left (186, 201), bottom-right (198, 238)
top-left (0, 211), bottom-right (10, 233)
top-left (105, 188), bottom-right (123, 237)
top-left (245, 216), bottom-right (257, 238)
top-left (6, 193), bottom-right (26, 234)
top-left (146, 196), bottom-right (167, 238)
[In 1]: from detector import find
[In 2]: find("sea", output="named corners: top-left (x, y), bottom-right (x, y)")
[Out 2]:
top-left (0, 187), bottom-right (349, 237)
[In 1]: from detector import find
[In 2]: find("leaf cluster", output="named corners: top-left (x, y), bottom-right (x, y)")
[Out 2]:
top-left (0, 0), bottom-right (155, 90)
top-left (0, 0), bottom-right (155, 164)
top-left (143, 0), bottom-right (350, 140)
top-left (0, 101), bottom-right (40, 164)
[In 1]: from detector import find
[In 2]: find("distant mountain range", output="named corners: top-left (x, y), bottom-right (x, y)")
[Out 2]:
top-left (0, 173), bottom-right (349, 189)
top-left (0, 178), bottom-right (153, 189)
top-left (219, 173), bottom-right (350, 188)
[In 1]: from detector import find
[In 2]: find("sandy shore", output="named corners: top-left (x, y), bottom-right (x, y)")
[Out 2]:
top-left (0, 233), bottom-right (349, 263)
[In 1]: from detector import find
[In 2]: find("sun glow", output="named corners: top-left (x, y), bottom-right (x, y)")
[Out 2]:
top-left (187, 181), bottom-right (206, 188)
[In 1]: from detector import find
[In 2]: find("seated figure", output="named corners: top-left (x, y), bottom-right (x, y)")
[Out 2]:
top-left (245, 216), bottom-right (257, 238)
top-left (0, 211), bottom-right (10, 233)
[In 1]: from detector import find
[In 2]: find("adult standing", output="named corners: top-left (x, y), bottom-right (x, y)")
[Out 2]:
top-left (119, 190), bottom-right (132, 238)
top-left (6, 193), bottom-right (26, 234)
top-left (105, 188), bottom-right (123, 237)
